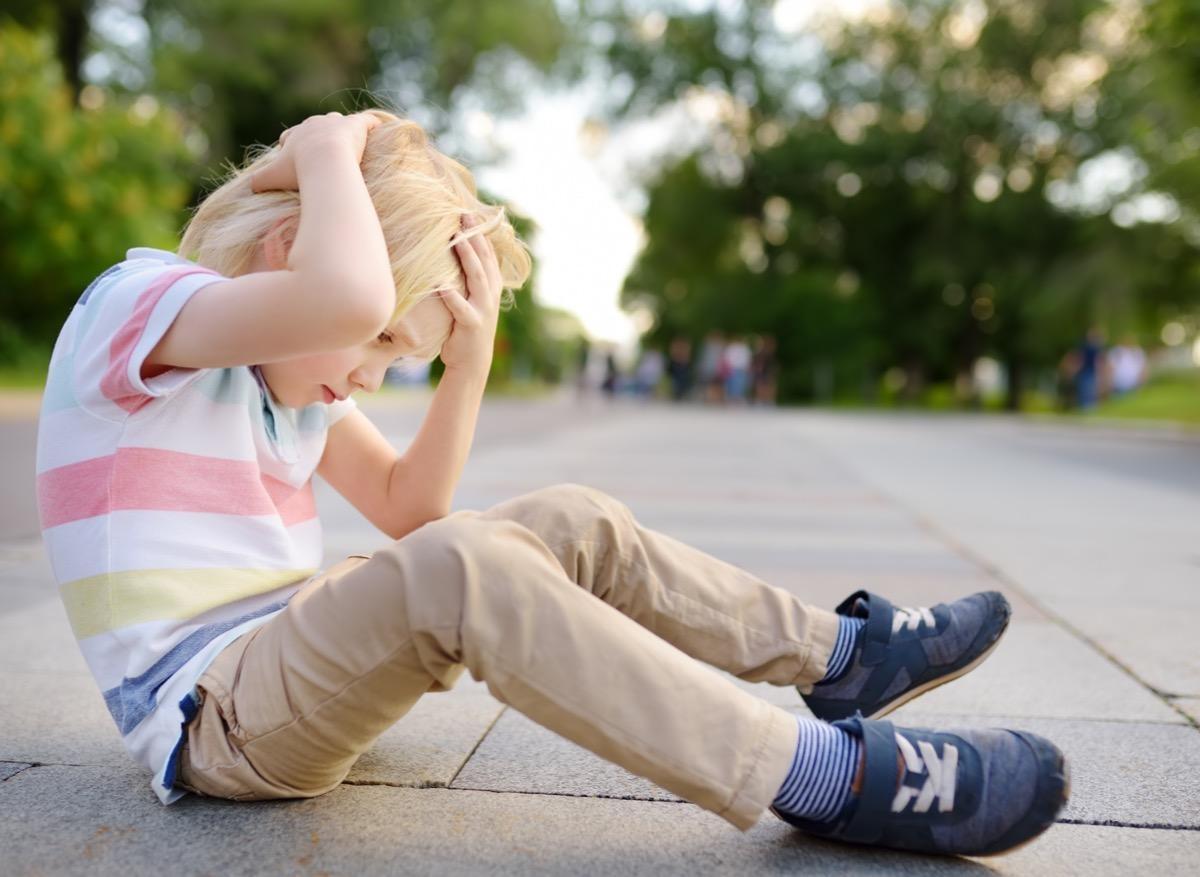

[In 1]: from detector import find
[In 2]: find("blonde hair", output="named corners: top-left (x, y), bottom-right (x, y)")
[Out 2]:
top-left (177, 109), bottom-right (532, 327)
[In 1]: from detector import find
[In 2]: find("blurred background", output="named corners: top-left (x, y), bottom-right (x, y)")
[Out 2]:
top-left (1, 0), bottom-right (1199, 423)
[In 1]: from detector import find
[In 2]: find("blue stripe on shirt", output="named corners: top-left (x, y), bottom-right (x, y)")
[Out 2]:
top-left (102, 600), bottom-right (286, 735)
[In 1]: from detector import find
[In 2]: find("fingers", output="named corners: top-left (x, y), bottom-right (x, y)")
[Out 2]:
top-left (456, 214), bottom-right (502, 298)
top-left (251, 161), bottom-right (289, 193)
top-left (468, 225), bottom-right (502, 288)
top-left (455, 238), bottom-right (499, 308)
top-left (455, 235), bottom-right (486, 297)
top-left (437, 286), bottom-right (480, 327)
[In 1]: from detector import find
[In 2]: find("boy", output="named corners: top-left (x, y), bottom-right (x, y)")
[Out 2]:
top-left (36, 111), bottom-right (1067, 857)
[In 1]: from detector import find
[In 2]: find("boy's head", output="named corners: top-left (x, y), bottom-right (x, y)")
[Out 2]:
top-left (176, 110), bottom-right (532, 407)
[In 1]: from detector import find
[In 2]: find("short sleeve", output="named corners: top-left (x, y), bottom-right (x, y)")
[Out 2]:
top-left (71, 260), bottom-right (227, 420)
top-left (325, 395), bottom-right (358, 428)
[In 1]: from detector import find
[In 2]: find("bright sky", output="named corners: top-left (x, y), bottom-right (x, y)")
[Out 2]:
top-left (469, 85), bottom-right (707, 352)
top-left (463, 0), bottom-right (895, 351)
top-left (474, 93), bottom-right (649, 349)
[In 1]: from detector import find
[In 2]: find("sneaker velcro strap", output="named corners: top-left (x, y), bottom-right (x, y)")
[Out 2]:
top-left (832, 716), bottom-right (899, 844)
top-left (834, 590), bottom-right (895, 667)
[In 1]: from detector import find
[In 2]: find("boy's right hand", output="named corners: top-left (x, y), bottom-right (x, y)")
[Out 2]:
top-left (251, 111), bottom-right (382, 193)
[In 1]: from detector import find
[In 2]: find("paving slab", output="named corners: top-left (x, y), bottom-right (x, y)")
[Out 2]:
top-left (4, 765), bottom-right (1198, 876)
top-left (796, 414), bottom-right (1200, 697)
top-left (1062, 605), bottom-right (1200, 697)
top-left (0, 672), bottom-right (128, 766)
top-left (344, 678), bottom-right (505, 787)
top-left (886, 622), bottom-right (1182, 723)
top-left (0, 598), bottom-right (91, 674)
top-left (0, 539), bottom-right (57, 613)
top-left (451, 709), bottom-right (675, 802)
top-left (452, 707), bottom-right (1200, 829)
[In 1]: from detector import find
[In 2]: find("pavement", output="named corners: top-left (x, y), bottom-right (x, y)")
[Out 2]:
top-left (2, 388), bottom-right (1198, 875)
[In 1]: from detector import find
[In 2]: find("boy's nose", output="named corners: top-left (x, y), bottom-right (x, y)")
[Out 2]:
top-left (352, 363), bottom-right (388, 394)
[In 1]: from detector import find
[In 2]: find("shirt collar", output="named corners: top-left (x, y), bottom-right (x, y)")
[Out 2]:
top-left (125, 247), bottom-right (192, 265)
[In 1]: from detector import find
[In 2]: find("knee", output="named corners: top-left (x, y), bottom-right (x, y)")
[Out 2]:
top-left (373, 513), bottom-right (558, 632)
top-left (382, 512), bottom-right (515, 575)
top-left (525, 482), bottom-right (631, 527)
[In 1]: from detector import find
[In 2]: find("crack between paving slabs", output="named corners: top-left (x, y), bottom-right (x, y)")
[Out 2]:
top-left (1057, 819), bottom-right (1200, 832)
top-left (335, 784), bottom-right (1200, 831)
top-left (0, 760), bottom-right (104, 781)
top-left (336, 704), bottom-right (511, 792)
top-left (1, 763), bottom-right (36, 781)
top-left (895, 712), bottom-right (1195, 727)
top-left (445, 704), bottom-right (509, 789)
top-left (342, 782), bottom-right (690, 805)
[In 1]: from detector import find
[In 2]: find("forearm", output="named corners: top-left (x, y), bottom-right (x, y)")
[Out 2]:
top-left (387, 366), bottom-right (488, 535)
top-left (290, 143), bottom-right (394, 328)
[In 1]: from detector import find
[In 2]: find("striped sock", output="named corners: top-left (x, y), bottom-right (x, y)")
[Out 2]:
top-left (819, 615), bottom-right (865, 684)
top-left (772, 717), bottom-right (861, 823)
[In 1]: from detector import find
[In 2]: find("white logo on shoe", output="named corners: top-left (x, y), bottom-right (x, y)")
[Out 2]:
top-left (893, 606), bottom-right (936, 634)
top-left (892, 733), bottom-right (959, 814)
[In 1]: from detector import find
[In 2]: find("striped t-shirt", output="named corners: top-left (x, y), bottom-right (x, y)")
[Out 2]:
top-left (35, 247), bottom-right (357, 803)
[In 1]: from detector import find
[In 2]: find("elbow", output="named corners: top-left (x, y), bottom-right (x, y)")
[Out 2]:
top-left (386, 506), bottom-right (450, 541)
top-left (303, 275), bottom-right (394, 345)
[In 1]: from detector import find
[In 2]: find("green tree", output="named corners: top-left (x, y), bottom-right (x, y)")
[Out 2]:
top-left (605, 0), bottom-right (1199, 407)
top-left (0, 22), bottom-right (192, 359)
top-left (134, 0), bottom-right (570, 173)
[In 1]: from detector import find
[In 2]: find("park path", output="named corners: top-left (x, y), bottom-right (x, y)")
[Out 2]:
top-left (3, 391), bottom-right (1197, 874)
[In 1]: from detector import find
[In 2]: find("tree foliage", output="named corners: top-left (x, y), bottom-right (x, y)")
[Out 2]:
top-left (0, 1), bottom-right (580, 384)
top-left (603, 0), bottom-right (1200, 407)
top-left (0, 22), bottom-right (192, 361)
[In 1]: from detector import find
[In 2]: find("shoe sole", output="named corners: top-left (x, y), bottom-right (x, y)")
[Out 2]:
top-left (864, 604), bottom-right (1011, 721)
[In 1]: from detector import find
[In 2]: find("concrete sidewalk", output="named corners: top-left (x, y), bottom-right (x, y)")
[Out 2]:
top-left (3, 394), bottom-right (1198, 874)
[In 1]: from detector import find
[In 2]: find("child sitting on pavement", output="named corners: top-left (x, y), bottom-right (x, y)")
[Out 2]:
top-left (35, 109), bottom-right (1068, 858)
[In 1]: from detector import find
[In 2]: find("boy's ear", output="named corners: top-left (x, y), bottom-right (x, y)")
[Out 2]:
top-left (262, 217), bottom-right (297, 271)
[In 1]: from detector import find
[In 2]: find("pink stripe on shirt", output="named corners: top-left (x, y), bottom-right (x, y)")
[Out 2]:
top-left (100, 266), bottom-right (218, 414)
top-left (37, 447), bottom-right (317, 529)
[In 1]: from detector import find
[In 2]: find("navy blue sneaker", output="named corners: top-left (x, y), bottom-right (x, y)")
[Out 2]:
top-left (802, 590), bottom-right (1011, 722)
top-left (772, 716), bottom-right (1069, 857)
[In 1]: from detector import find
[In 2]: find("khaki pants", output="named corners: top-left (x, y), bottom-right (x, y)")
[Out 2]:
top-left (178, 483), bottom-right (839, 830)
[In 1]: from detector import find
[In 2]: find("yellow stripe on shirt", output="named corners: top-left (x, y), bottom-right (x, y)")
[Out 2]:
top-left (60, 567), bottom-right (316, 639)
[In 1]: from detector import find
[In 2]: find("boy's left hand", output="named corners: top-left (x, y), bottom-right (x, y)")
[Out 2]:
top-left (438, 215), bottom-right (502, 377)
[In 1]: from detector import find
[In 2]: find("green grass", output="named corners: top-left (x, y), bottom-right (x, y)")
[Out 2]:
top-left (1084, 369), bottom-right (1200, 425)
top-left (0, 362), bottom-right (50, 389)
top-left (811, 370), bottom-right (1200, 430)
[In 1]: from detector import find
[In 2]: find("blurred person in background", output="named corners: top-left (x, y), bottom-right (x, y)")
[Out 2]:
top-left (1068, 327), bottom-right (1108, 411)
top-left (601, 347), bottom-right (620, 398)
top-left (1107, 335), bottom-right (1147, 398)
top-left (573, 335), bottom-right (592, 400)
top-left (1056, 349), bottom-right (1081, 411)
top-left (722, 335), bottom-right (752, 405)
top-left (667, 336), bottom-right (693, 402)
top-left (698, 330), bottom-right (726, 404)
top-left (634, 346), bottom-right (665, 399)
top-left (751, 334), bottom-right (779, 407)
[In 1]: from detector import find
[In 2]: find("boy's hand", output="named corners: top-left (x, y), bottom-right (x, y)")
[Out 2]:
top-left (437, 216), bottom-right (503, 377)
top-left (251, 111), bottom-right (382, 192)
